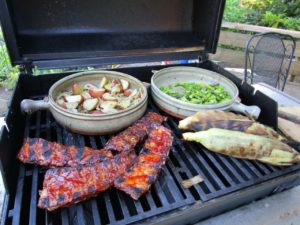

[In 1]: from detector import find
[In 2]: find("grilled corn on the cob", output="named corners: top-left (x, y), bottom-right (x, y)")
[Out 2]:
top-left (179, 111), bottom-right (285, 141)
top-left (182, 128), bottom-right (300, 166)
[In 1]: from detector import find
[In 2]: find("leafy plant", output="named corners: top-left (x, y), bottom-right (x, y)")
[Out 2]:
top-left (224, 0), bottom-right (300, 31)
top-left (281, 17), bottom-right (300, 31)
top-left (0, 29), bottom-right (19, 90)
top-left (261, 11), bottom-right (285, 28)
top-left (261, 11), bottom-right (300, 30)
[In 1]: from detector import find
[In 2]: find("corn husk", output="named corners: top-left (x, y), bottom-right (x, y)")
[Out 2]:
top-left (179, 111), bottom-right (285, 141)
top-left (183, 128), bottom-right (300, 166)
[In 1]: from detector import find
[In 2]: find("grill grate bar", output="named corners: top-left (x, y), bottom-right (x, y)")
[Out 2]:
top-left (143, 190), bottom-right (158, 211)
top-left (67, 132), bottom-right (89, 225)
top-left (90, 200), bottom-right (102, 225)
top-left (166, 116), bottom-right (227, 191)
top-left (104, 193), bottom-right (117, 224)
top-left (44, 111), bottom-right (52, 225)
top-left (243, 160), bottom-right (264, 177)
top-left (54, 125), bottom-right (70, 225)
top-left (115, 191), bottom-right (130, 218)
top-left (157, 119), bottom-right (218, 195)
top-left (11, 115), bottom-right (32, 225)
top-left (165, 159), bottom-right (194, 200)
top-left (228, 158), bottom-right (253, 180)
top-left (75, 205), bottom-right (87, 225)
top-left (194, 146), bottom-right (234, 187)
top-left (160, 162), bottom-right (188, 202)
top-left (29, 111), bottom-right (42, 225)
top-left (132, 196), bottom-right (145, 214)
top-left (214, 154), bottom-right (244, 184)
top-left (60, 209), bottom-right (70, 225)
top-left (11, 165), bottom-right (26, 225)
top-left (152, 178), bottom-right (171, 205)
top-left (169, 143), bottom-right (208, 200)
top-left (251, 161), bottom-right (271, 175)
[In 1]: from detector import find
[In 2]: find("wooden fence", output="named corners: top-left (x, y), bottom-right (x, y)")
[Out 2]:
top-left (209, 22), bottom-right (300, 81)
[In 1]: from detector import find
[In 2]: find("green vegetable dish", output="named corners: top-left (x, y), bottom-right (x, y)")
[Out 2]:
top-left (160, 82), bottom-right (232, 104)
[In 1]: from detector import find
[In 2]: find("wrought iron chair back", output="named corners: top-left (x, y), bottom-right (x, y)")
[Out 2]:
top-left (244, 32), bottom-right (296, 91)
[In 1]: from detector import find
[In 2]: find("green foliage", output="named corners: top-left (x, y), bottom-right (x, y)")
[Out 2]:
top-left (0, 30), bottom-right (19, 90)
top-left (224, 0), bottom-right (300, 31)
top-left (224, 0), bottom-right (263, 24)
top-left (261, 11), bottom-right (300, 30)
top-left (241, 0), bottom-right (300, 17)
top-left (261, 11), bottom-right (285, 28)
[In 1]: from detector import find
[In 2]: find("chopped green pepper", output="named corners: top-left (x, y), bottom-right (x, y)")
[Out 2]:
top-left (159, 82), bottom-right (231, 105)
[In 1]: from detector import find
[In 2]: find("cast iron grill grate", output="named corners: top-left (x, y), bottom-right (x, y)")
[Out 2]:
top-left (7, 96), bottom-right (300, 225)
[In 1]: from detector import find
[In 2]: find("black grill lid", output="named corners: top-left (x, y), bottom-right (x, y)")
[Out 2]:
top-left (0, 0), bottom-right (225, 69)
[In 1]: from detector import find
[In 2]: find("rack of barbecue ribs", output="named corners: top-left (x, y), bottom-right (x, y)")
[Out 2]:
top-left (104, 112), bottom-right (166, 152)
top-left (17, 138), bottom-right (113, 167)
top-left (114, 125), bottom-right (173, 200)
top-left (38, 152), bottom-right (137, 211)
top-left (17, 112), bottom-right (173, 210)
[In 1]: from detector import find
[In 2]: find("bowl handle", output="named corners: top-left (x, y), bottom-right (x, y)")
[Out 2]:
top-left (229, 101), bottom-right (261, 120)
top-left (21, 98), bottom-right (50, 114)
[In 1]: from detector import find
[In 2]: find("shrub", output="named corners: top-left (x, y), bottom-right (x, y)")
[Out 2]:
top-left (261, 11), bottom-right (300, 30)
top-left (224, 0), bottom-right (300, 30)
top-left (0, 30), bottom-right (19, 90)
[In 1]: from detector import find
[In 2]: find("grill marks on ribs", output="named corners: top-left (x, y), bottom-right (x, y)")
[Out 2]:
top-left (114, 126), bottom-right (173, 200)
top-left (17, 138), bottom-right (113, 167)
top-left (104, 112), bottom-right (166, 152)
top-left (38, 153), bottom-right (136, 211)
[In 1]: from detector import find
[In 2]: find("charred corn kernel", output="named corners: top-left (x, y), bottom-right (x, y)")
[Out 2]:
top-left (182, 128), bottom-right (300, 166)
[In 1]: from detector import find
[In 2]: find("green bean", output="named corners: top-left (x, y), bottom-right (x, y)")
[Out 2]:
top-left (159, 82), bottom-right (231, 104)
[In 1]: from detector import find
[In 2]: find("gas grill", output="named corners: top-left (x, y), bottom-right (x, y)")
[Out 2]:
top-left (1, 1), bottom-right (300, 225)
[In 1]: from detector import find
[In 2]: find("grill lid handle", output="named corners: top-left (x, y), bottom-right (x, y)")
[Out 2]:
top-left (21, 99), bottom-right (50, 114)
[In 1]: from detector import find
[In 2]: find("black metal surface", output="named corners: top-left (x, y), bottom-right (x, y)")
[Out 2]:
top-left (3, 96), bottom-right (300, 225)
top-left (0, 0), bottom-right (225, 68)
top-left (1, 63), bottom-right (300, 225)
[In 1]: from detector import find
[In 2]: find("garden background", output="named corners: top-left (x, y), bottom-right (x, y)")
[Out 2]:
top-left (0, 0), bottom-right (299, 90)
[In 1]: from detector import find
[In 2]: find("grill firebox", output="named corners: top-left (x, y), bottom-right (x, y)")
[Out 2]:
top-left (1, 63), bottom-right (300, 225)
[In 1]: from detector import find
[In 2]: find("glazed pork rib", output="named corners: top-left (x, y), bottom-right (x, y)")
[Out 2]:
top-left (17, 138), bottom-right (113, 167)
top-left (104, 112), bottom-right (166, 152)
top-left (38, 152), bottom-right (136, 211)
top-left (114, 125), bottom-right (173, 200)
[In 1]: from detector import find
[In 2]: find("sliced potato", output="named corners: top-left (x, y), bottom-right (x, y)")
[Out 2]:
top-left (81, 91), bottom-right (92, 100)
top-left (56, 99), bottom-right (66, 108)
top-left (102, 93), bottom-right (117, 101)
top-left (89, 88), bottom-right (105, 98)
top-left (84, 83), bottom-right (98, 90)
top-left (65, 95), bottom-right (83, 103)
top-left (100, 77), bottom-right (109, 88)
top-left (100, 101), bottom-right (118, 113)
top-left (65, 102), bottom-right (79, 110)
top-left (129, 89), bottom-right (141, 99)
top-left (111, 79), bottom-right (120, 87)
top-left (104, 83), bottom-right (112, 91)
top-left (72, 83), bottom-right (83, 95)
top-left (120, 79), bottom-right (130, 90)
top-left (83, 98), bottom-right (99, 111)
top-left (111, 84), bottom-right (123, 95)
top-left (57, 92), bottom-right (71, 101)
top-left (123, 89), bottom-right (132, 97)
top-left (117, 98), bottom-right (131, 110)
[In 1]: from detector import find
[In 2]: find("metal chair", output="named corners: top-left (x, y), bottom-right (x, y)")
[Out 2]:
top-left (244, 32), bottom-right (296, 91)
